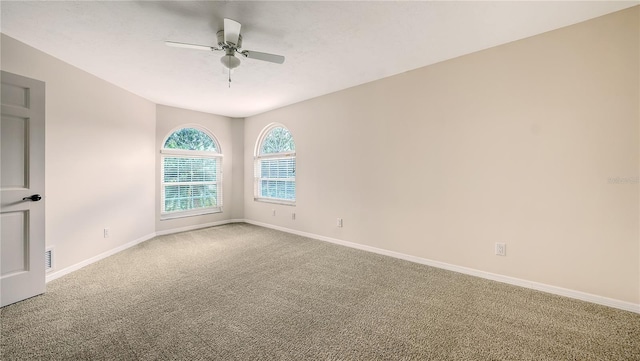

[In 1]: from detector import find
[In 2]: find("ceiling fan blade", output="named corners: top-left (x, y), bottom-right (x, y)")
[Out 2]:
top-left (241, 50), bottom-right (285, 64)
top-left (165, 41), bottom-right (217, 51)
top-left (224, 18), bottom-right (241, 46)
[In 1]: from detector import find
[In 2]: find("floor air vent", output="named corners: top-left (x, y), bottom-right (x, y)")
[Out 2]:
top-left (45, 248), bottom-right (53, 272)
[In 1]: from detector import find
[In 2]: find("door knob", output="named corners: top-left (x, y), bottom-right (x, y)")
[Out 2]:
top-left (22, 194), bottom-right (42, 202)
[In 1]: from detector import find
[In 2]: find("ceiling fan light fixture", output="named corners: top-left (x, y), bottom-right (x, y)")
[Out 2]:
top-left (221, 54), bottom-right (241, 69)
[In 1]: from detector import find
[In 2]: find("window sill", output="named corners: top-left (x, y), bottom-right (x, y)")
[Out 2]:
top-left (254, 198), bottom-right (296, 206)
top-left (160, 207), bottom-right (222, 220)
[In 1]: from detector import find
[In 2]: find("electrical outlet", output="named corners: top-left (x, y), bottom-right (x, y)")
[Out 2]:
top-left (291, 212), bottom-right (296, 220)
top-left (337, 218), bottom-right (343, 228)
top-left (495, 242), bottom-right (506, 256)
top-left (104, 228), bottom-right (110, 238)
top-left (272, 209), bottom-right (276, 216)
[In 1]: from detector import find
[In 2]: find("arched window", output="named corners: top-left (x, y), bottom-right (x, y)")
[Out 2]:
top-left (161, 127), bottom-right (223, 218)
top-left (254, 124), bottom-right (296, 204)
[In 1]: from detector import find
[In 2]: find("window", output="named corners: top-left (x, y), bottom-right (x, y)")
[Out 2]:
top-left (254, 124), bottom-right (296, 204)
top-left (161, 127), bottom-right (222, 218)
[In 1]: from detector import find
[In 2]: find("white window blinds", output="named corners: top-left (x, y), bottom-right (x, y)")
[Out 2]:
top-left (162, 156), bottom-right (222, 213)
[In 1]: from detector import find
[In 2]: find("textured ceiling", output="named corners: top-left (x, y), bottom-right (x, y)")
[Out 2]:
top-left (1, 1), bottom-right (636, 118)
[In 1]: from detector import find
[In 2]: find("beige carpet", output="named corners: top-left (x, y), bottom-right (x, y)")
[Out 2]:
top-left (1, 223), bottom-right (639, 360)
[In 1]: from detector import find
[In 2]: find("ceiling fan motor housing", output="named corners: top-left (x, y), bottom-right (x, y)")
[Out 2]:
top-left (217, 30), bottom-right (242, 49)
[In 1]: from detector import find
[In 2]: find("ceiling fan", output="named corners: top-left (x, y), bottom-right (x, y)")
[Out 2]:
top-left (166, 18), bottom-right (285, 87)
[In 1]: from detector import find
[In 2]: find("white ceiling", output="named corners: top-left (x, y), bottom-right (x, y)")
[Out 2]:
top-left (1, 1), bottom-right (636, 118)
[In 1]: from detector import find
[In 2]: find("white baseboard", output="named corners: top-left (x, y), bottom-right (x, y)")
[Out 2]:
top-left (45, 218), bottom-right (639, 314)
top-left (45, 232), bottom-right (156, 283)
top-left (244, 219), bottom-right (640, 314)
top-left (155, 219), bottom-right (243, 236)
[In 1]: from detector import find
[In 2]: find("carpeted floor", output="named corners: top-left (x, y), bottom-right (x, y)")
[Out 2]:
top-left (1, 223), bottom-right (639, 360)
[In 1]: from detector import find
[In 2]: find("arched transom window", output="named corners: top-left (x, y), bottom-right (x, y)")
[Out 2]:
top-left (161, 127), bottom-right (223, 218)
top-left (254, 124), bottom-right (296, 204)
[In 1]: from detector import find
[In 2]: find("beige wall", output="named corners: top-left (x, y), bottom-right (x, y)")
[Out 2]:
top-left (244, 8), bottom-right (639, 303)
top-left (155, 105), bottom-right (242, 232)
top-left (1, 7), bottom-right (637, 307)
top-left (1, 34), bottom-right (156, 272)
top-left (230, 118), bottom-right (245, 220)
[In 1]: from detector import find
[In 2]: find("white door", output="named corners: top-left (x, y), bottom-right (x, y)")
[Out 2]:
top-left (1, 71), bottom-right (46, 307)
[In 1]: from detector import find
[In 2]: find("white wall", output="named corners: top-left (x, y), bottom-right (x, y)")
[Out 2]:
top-left (155, 105), bottom-right (242, 233)
top-left (244, 8), bottom-right (639, 304)
top-left (1, 34), bottom-right (156, 272)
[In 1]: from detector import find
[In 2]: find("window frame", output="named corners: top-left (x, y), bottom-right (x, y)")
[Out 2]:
top-left (254, 123), bottom-right (296, 206)
top-left (160, 126), bottom-right (223, 220)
